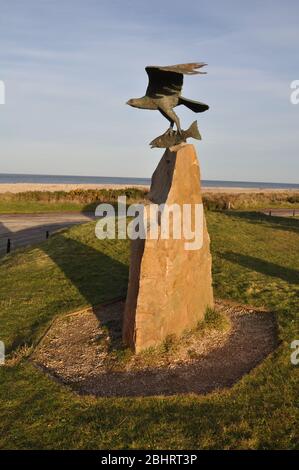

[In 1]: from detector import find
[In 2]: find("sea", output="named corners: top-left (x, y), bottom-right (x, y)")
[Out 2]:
top-left (0, 173), bottom-right (298, 190)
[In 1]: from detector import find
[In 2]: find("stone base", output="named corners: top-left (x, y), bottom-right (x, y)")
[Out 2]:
top-left (123, 143), bottom-right (214, 352)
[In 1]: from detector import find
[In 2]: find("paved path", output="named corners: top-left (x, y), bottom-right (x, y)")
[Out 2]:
top-left (0, 212), bottom-right (95, 254)
top-left (261, 208), bottom-right (298, 217)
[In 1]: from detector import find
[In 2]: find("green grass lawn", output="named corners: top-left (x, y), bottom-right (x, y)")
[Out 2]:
top-left (0, 188), bottom-right (147, 214)
top-left (0, 189), bottom-right (298, 213)
top-left (0, 211), bottom-right (298, 449)
top-left (0, 201), bottom-right (91, 213)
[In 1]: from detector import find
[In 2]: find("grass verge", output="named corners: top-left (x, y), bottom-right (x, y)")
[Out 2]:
top-left (0, 211), bottom-right (298, 449)
top-left (0, 188), bottom-right (299, 213)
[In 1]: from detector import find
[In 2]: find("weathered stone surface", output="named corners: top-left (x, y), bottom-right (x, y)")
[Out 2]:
top-left (123, 143), bottom-right (214, 352)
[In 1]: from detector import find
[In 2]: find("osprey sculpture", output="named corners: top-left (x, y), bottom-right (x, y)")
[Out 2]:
top-left (126, 62), bottom-right (209, 147)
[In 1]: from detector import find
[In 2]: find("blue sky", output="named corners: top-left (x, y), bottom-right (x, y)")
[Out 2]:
top-left (0, 0), bottom-right (298, 182)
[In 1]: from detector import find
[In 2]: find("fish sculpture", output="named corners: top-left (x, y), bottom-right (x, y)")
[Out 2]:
top-left (150, 121), bottom-right (201, 149)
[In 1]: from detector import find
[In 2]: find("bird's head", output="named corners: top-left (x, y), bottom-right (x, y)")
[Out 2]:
top-left (126, 98), bottom-right (140, 108)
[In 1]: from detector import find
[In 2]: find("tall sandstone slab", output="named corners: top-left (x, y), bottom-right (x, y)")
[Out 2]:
top-left (123, 143), bottom-right (214, 352)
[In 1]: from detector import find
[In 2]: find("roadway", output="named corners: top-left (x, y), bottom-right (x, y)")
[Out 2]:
top-left (0, 212), bottom-right (95, 254)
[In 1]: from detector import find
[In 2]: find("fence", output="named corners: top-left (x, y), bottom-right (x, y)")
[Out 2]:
top-left (267, 209), bottom-right (297, 217)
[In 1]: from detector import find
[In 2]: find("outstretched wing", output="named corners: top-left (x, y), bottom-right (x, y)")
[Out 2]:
top-left (145, 62), bottom-right (207, 99)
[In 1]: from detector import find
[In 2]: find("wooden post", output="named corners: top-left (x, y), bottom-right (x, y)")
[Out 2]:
top-left (6, 238), bottom-right (11, 254)
top-left (46, 231), bottom-right (49, 239)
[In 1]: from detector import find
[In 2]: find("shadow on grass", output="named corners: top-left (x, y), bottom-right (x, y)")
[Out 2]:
top-left (222, 210), bottom-right (299, 234)
top-left (221, 251), bottom-right (299, 285)
top-left (42, 233), bottom-right (128, 351)
top-left (0, 216), bottom-right (129, 352)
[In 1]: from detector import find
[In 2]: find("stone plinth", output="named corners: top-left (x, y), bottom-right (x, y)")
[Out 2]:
top-left (123, 143), bottom-right (214, 352)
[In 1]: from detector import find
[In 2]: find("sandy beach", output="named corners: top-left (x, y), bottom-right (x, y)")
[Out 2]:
top-left (0, 183), bottom-right (149, 194)
top-left (0, 183), bottom-right (298, 194)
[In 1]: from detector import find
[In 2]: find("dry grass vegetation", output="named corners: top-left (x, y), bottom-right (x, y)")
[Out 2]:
top-left (0, 188), bottom-right (298, 213)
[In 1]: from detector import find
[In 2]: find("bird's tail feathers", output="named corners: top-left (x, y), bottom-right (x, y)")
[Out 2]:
top-left (179, 97), bottom-right (209, 113)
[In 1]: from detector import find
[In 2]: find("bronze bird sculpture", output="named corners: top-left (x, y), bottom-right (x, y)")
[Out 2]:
top-left (126, 62), bottom-right (209, 136)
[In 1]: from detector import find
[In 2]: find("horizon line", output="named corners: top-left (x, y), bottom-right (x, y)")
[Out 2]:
top-left (0, 171), bottom-right (298, 187)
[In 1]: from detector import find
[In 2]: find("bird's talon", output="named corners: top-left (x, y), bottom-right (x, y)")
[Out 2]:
top-left (164, 128), bottom-right (174, 136)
